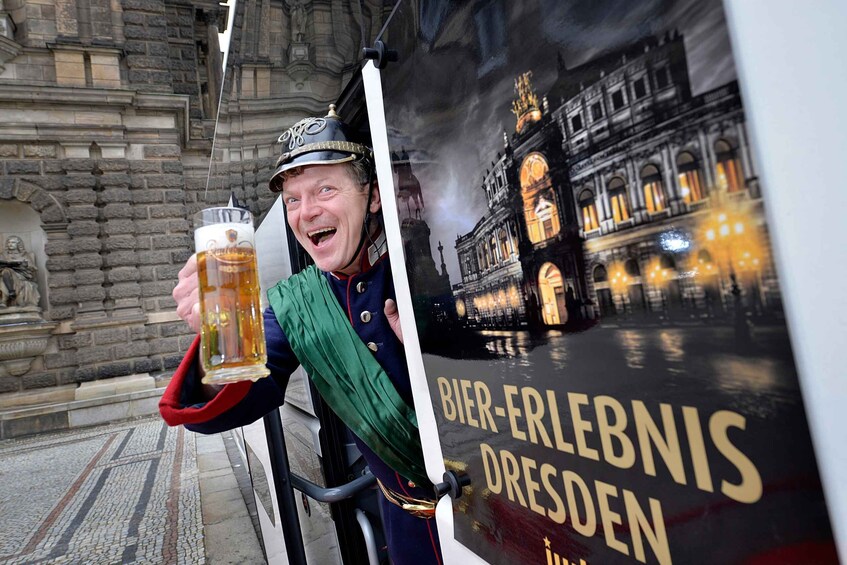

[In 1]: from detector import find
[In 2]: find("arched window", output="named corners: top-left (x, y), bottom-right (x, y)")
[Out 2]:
top-left (659, 254), bottom-right (676, 270)
top-left (579, 189), bottom-right (600, 231)
top-left (593, 264), bottom-right (608, 283)
top-left (676, 152), bottom-right (705, 204)
top-left (463, 254), bottom-right (472, 277)
top-left (498, 228), bottom-right (511, 259)
top-left (535, 197), bottom-right (557, 239)
top-left (538, 262), bottom-right (567, 325)
top-left (715, 139), bottom-right (743, 193)
top-left (490, 234), bottom-right (499, 265)
top-left (641, 164), bottom-right (666, 213)
top-left (520, 153), bottom-right (560, 243)
top-left (607, 177), bottom-right (631, 223)
top-left (624, 258), bottom-right (641, 277)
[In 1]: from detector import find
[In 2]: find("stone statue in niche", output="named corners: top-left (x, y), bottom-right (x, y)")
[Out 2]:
top-left (0, 235), bottom-right (40, 309)
top-left (287, 0), bottom-right (309, 42)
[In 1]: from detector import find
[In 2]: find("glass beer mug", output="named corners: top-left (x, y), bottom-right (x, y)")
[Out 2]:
top-left (194, 207), bottom-right (271, 384)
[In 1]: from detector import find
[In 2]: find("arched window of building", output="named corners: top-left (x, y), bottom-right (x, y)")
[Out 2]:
top-left (535, 197), bottom-right (557, 240)
top-left (715, 139), bottom-right (743, 193)
top-left (490, 234), bottom-right (499, 265)
top-left (607, 177), bottom-right (631, 223)
top-left (625, 258), bottom-right (641, 277)
top-left (660, 254), bottom-right (676, 270)
top-left (498, 228), bottom-right (511, 259)
top-left (520, 153), bottom-right (560, 243)
top-left (641, 164), bottom-right (666, 213)
top-left (593, 264), bottom-right (608, 283)
top-left (538, 262), bottom-right (567, 325)
top-left (676, 151), bottom-right (705, 204)
top-left (579, 189), bottom-right (600, 231)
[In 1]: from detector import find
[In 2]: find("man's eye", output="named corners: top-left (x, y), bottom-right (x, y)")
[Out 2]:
top-left (286, 197), bottom-right (299, 205)
top-left (319, 186), bottom-right (334, 194)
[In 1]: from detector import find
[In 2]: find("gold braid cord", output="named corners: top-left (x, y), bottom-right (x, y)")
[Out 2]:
top-left (377, 479), bottom-right (437, 519)
top-left (276, 140), bottom-right (371, 166)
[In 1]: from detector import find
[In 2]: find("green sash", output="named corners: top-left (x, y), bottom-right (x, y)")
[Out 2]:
top-left (267, 265), bottom-right (429, 487)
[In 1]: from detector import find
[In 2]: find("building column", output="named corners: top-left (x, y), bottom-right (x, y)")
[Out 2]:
top-left (736, 121), bottom-right (755, 180)
top-left (698, 129), bottom-right (715, 189)
top-left (663, 143), bottom-right (683, 214)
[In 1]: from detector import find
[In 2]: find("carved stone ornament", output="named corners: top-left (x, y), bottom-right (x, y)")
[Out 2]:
top-left (278, 117), bottom-right (327, 150)
top-left (0, 321), bottom-right (55, 377)
top-left (0, 235), bottom-right (40, 310)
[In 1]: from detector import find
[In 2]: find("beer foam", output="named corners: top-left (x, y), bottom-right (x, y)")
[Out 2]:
top-left (195, 222), bottom-right (255, 252)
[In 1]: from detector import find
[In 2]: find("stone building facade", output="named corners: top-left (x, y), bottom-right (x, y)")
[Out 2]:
top-left (0, 0), bottom-right (227, 436)
top-left (454, 33), bottom-right (776, 329)
top-left (205, 0), bottom-right (387, 217)
top-left (0, 0), bottom-right (380, 437)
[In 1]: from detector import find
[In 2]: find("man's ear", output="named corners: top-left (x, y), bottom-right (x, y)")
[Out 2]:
top-left (369, 181), bottom-right (382, 214)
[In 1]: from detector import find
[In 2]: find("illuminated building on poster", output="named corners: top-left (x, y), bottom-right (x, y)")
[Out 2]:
top-left (454, 32), bottom-right (780, 327)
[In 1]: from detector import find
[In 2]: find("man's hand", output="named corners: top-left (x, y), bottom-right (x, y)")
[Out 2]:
top-left (174, 254), bottom-right (202, 333)
top-left (383, 298), bottom-right (404, 344)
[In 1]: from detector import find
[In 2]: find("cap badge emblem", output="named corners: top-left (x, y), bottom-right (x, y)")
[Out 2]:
top-left (278, 117), bottom-right (328, 150)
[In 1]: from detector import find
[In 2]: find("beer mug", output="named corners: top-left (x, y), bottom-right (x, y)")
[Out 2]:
top-left (194, 207), bottom-right (270, 384)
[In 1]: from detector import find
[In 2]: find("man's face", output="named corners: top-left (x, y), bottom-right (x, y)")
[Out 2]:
top-left (6, 238), bottom-right (19, 252)
top-left (281, 163), bottom-right (381, 275)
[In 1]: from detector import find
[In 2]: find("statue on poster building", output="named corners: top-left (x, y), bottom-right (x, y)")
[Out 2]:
top-left (0, 235), bottom-right (40, 310)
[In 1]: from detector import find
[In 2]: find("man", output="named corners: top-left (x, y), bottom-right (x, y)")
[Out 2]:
top-left (159, 105), bottom-right (443, 565)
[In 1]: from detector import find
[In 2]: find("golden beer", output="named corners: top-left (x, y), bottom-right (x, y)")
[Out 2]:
top-left (194, 208), bottom-right (270, 384)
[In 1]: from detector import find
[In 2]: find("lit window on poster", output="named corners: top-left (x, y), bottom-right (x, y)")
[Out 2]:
top-left (520, 153), bottom-right (560, 243)
top-left (579, 189), bottom-right (600, 231)
top-left (608, 177), bottom-right (631, 223)
top-left (641, 165), bottom-right (666, 213)
top-left (676, 152), bottom-right (705, 204)
top-left (715, 139), bottom-right (743, 193)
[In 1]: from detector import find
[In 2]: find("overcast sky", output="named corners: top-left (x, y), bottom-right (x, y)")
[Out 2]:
top-left (383, 0), bottom-right (738, 283)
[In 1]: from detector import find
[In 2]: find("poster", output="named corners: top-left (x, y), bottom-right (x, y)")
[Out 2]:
top-left (377, 1), bottom-right (836, 563)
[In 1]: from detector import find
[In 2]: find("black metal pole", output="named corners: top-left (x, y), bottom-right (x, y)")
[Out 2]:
top-left (263, 410), bottom-right (308, 565)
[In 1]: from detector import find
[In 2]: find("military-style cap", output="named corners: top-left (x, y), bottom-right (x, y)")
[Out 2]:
top-left (269, 105), bottom-right (372, 193)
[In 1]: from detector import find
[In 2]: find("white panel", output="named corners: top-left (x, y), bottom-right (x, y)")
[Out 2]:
top-left (696, 0), bottom-right (847, 558)
top-left (363, 61), bottom-right (486, 565)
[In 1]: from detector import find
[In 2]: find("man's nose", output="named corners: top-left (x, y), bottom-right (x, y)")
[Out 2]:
top-left (299, 194), bottom-right (322, 221)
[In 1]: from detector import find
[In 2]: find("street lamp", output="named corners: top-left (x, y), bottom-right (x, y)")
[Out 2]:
top-left (608, 262), bottom-right (630, 316)
top-left (697, 205), bottom-right (762, 343)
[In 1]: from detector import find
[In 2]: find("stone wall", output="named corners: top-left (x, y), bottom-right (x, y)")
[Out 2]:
top-left (0, 0), bottom-right (223, 405)
top-left (0, 0), bottom-right (384, 426)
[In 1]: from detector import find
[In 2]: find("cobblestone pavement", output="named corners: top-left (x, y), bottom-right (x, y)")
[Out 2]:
top-left (0, 416), bottom-right (204, 564)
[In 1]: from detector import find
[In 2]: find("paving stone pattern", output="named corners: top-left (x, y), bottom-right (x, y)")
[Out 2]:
top-left (0, 416), bottom-right (203, 564)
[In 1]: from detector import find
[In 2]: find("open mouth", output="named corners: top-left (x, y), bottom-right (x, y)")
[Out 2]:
top-left (308, 227), bottom-right (337, 247)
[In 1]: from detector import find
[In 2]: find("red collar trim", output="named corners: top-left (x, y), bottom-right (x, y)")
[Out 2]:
top-left (330, 228), bottom-right (387, 280)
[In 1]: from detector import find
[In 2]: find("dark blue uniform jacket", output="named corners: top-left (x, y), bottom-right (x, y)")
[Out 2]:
top-left (159, 254), bottom-right (442, 565)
